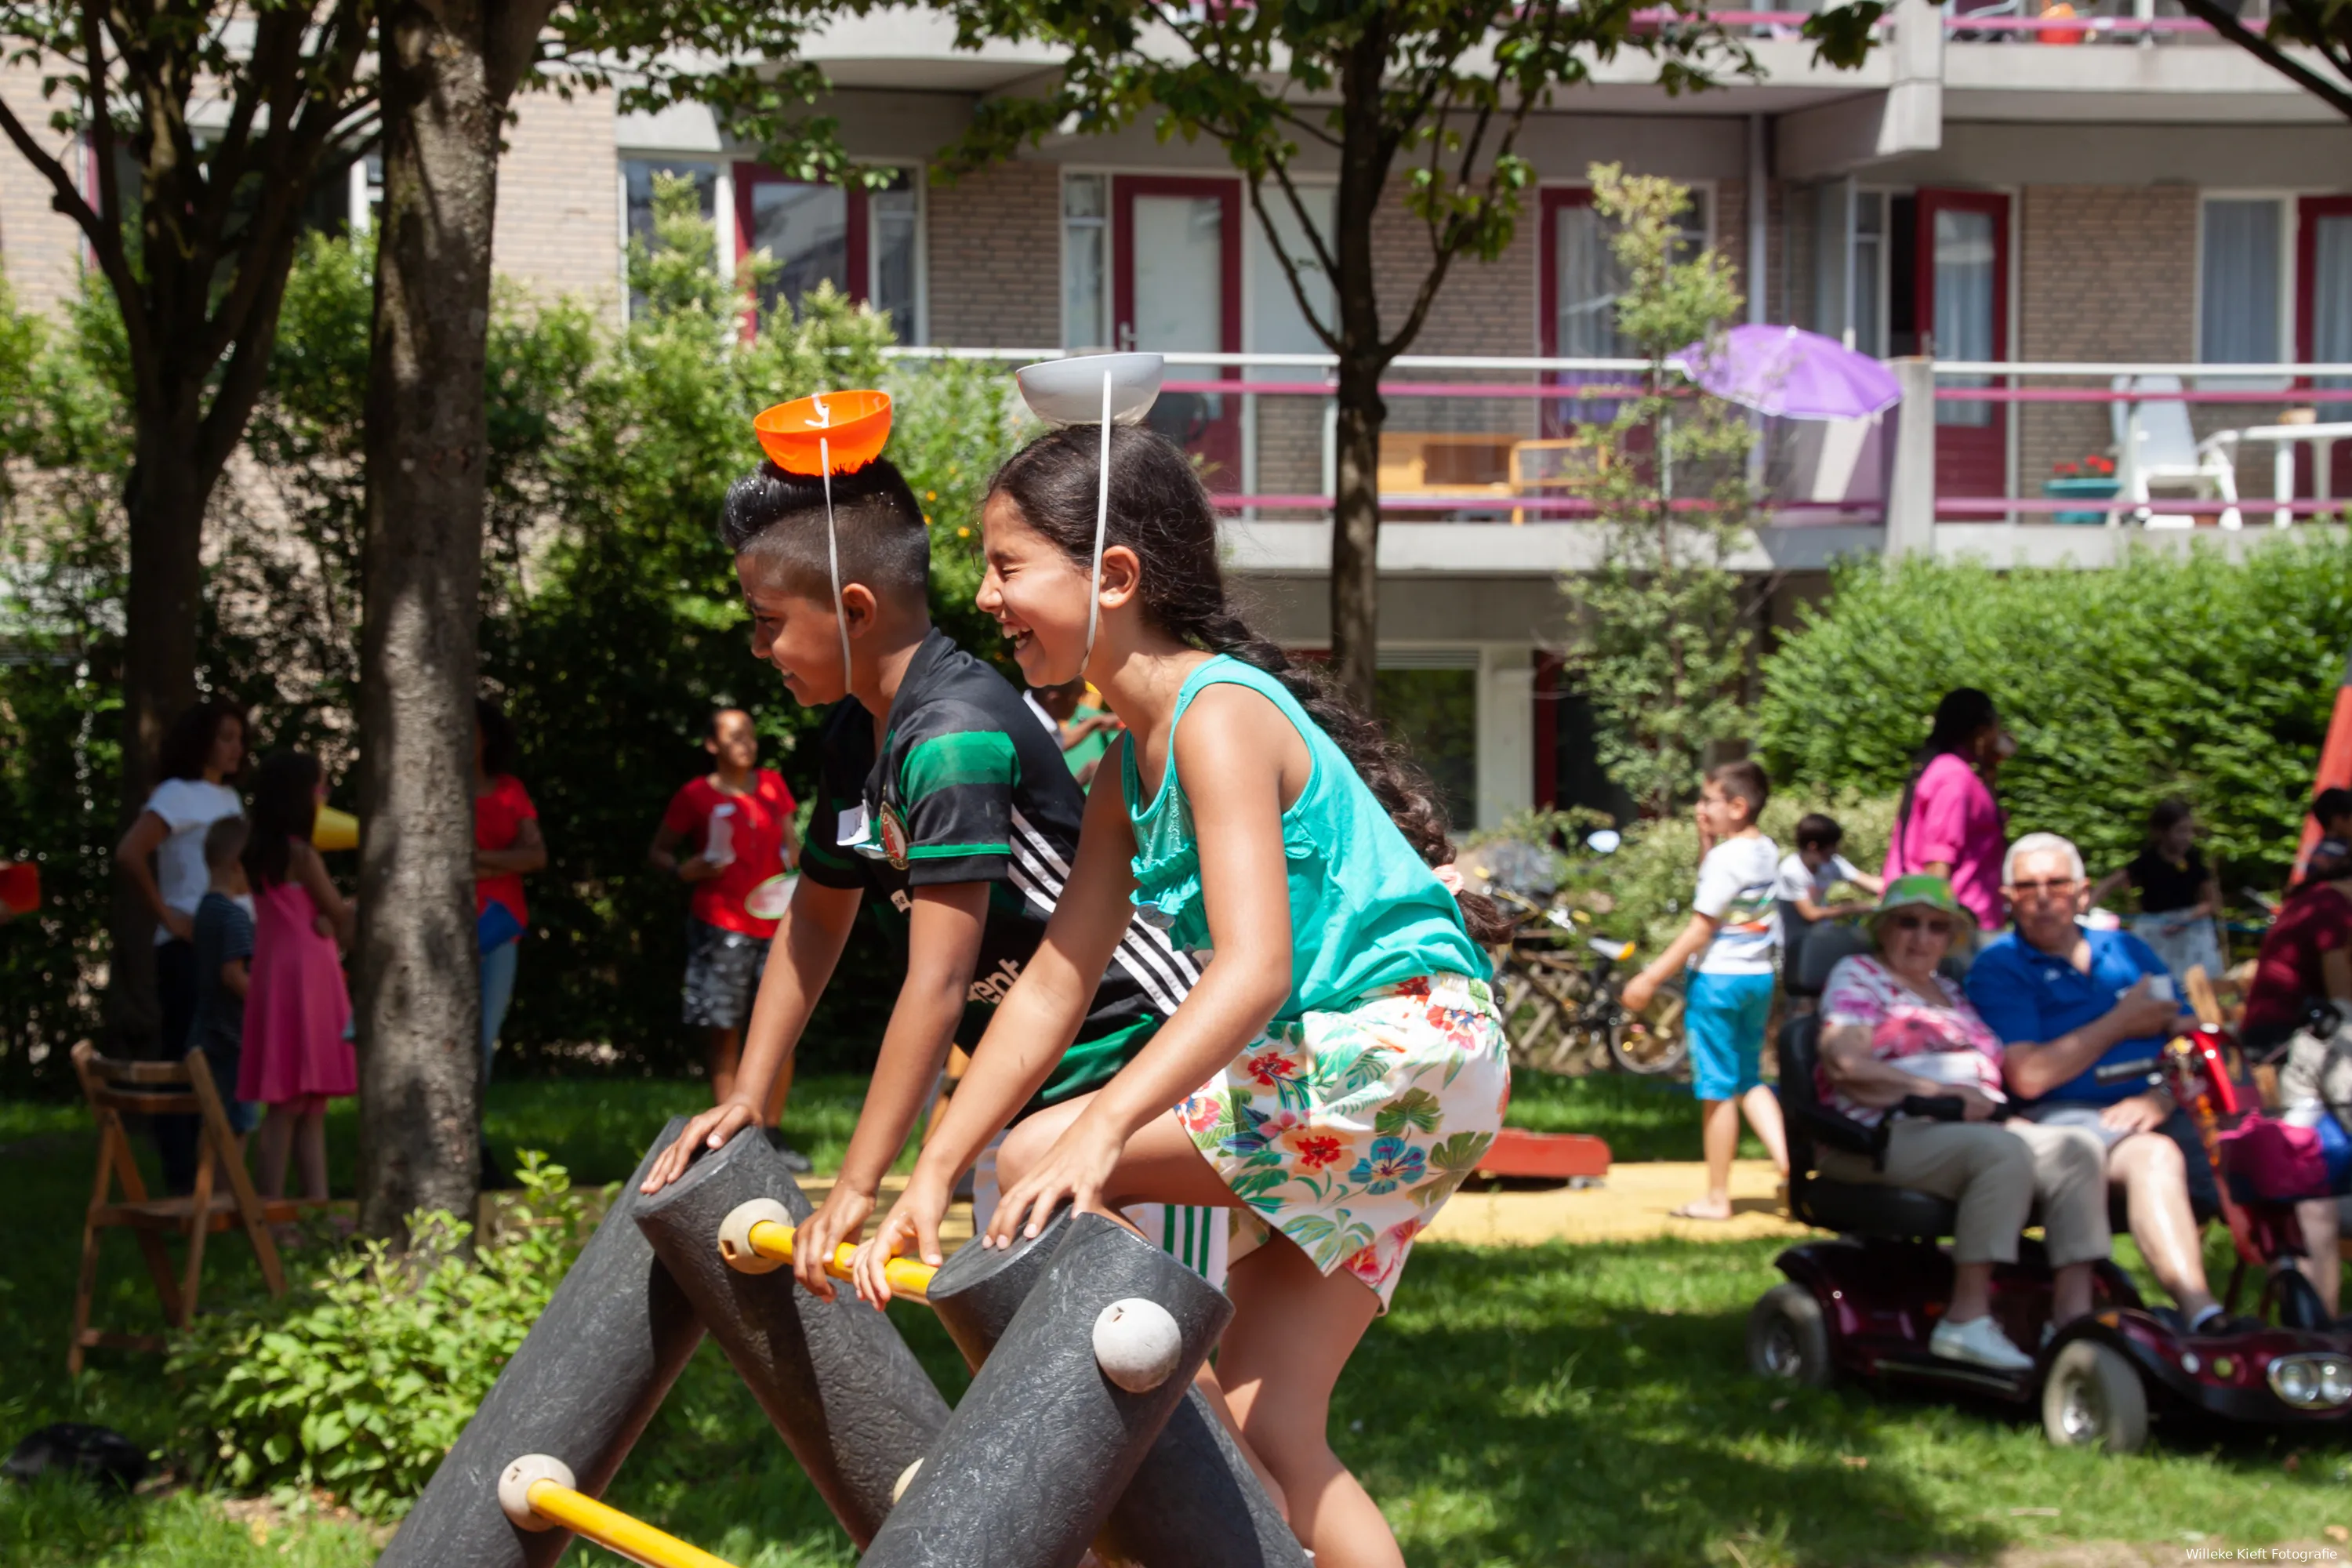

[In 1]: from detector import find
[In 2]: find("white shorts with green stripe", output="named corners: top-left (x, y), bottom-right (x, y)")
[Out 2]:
top-left (971, 1131), bottom-right (1228, 1289)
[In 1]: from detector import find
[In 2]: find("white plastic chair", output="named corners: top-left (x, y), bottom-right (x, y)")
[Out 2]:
top-left (2111, 374), bottom-right (2243, 529)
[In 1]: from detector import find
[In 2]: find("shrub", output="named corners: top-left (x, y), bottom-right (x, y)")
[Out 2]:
top-left (1473, 792), bottom-right (1894, 956)
top-left (169, 1153), bottom-right (595, 1521)
top-left (1755, 545), bottom-right (2352, 888)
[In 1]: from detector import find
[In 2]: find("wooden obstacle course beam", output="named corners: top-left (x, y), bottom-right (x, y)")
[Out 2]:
top-left (924, 1207), bottom-right (1308, 1568)
top-left (378, 1120), bottom-right (706, 1568)
top-left (862, 1213), bottom-right (1238, 1568)
top-left (499, 1454), bottom-right (736, 1568)
top-left (632, 1129), bottom-right (950, 1550)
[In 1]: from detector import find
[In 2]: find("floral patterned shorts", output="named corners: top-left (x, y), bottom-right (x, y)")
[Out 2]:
top-left (1178, 971), bottom-right (1510, 1312)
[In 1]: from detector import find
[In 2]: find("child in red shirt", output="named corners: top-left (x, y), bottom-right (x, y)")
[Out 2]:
top-left (648, 708), bottom-right (804, 1160)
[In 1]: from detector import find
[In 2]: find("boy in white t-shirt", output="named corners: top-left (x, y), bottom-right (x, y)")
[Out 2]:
top-left (1621, 759), bottom-right (1791, 1220)
top-left (1774, 812), bottom-right (1884, 1012)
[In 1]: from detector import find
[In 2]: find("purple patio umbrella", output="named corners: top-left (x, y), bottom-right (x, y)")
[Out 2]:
top-left (1675, 324), bottom-right (1901, 420)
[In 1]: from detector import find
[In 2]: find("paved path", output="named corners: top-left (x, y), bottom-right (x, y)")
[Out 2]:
top-left (1425, 1157), bottom-right (1808, 1247)
top-left (790, 1160), bottom-right (1809, 1259)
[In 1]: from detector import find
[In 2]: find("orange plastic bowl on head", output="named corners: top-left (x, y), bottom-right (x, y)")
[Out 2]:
top-left (753, 390), bottom-right (893, 475)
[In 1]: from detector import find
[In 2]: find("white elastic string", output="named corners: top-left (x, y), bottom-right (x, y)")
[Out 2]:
top-left (1081, 368), bottom-right (1112, 671)
top-left (822, 434), bottom-right (851, 688)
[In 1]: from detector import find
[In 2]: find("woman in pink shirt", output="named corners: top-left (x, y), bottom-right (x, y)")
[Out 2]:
top-left (1884, 688), bottom-right (2013, 931)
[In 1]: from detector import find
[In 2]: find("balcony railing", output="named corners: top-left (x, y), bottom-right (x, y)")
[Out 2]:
top-left (880, 347), bottom-right (2352, 534)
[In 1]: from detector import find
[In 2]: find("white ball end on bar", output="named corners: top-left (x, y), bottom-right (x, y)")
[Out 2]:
top-left (497, 1453), bottom-right (576, 1531)
top-left (717, 1197), bottom-right (793, 1275)
top-left (1091, 1298), bottom-right (1184, 1393)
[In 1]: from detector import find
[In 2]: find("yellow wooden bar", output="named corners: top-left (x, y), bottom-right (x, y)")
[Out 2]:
top-left (524, 1480), bottom-right (739, 1568)
top-left (744, 1218), bottom-right (937, 1301)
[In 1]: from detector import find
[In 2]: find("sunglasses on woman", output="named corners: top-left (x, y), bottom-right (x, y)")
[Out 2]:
top-left (1890, 913), bottom-right (1955, 937)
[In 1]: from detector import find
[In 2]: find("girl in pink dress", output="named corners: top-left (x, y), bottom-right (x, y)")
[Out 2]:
top-left (238, 752), bottom-right (356, 1201)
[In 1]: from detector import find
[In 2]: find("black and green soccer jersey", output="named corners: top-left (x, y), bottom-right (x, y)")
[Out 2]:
top-left (798, 630), bottom-right (1198, 1108)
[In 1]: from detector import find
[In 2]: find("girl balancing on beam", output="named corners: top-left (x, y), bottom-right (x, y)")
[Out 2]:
top-left (853, 411), bottom-right (1511, 1568)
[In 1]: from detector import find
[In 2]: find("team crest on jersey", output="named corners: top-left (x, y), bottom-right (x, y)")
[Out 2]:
top-left (880, 802), bottom-right (910, 869)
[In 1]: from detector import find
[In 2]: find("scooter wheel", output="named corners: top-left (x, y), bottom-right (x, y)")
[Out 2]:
top-left (1748, 1283), bottom-right (1834, 1388)
top-left (2042, 1339), bottom-right (2149, 1454)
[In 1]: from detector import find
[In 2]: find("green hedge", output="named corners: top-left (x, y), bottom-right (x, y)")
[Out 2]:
top-left (1755, 545), bottom-right (2352, 891)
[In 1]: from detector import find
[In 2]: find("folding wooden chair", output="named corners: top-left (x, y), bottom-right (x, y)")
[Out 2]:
top-left (67, 1040), bottom-right (318, 1372)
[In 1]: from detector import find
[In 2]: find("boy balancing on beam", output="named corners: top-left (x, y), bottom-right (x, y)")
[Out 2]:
top-left (639, 417), bottom-right (1200, 1301)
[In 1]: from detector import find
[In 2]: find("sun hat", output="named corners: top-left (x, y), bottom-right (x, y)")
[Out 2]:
top-left (1871, 873), bottom-right (1973, 953)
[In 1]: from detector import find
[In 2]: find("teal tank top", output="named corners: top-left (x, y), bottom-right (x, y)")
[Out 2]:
top-left (1120, 655), bottom-right (1487, 1022)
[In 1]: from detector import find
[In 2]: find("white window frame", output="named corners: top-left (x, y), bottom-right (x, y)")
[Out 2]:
top-left (615, 156), bottom-right (924, 341)
top-left (2195, 190), bottom-right (2296, 383)
top-left (1240, 175), bottom-right (1335, 508)
top-left (615, 153), bottom-right (733, 326)
top-left (1059, 168), bottom-right (1116, 352)
top-left (1534, 177), bottom-right (1719, 358)
top-left (860, 163), bottom-right (927, 346)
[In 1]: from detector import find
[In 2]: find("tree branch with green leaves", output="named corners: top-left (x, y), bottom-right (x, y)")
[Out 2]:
top-left (933, 0), bottom-right (1768, 706)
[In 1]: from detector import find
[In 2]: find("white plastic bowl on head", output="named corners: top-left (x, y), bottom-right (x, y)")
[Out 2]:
top-left (1015, 353), bottom-right (1165, 427)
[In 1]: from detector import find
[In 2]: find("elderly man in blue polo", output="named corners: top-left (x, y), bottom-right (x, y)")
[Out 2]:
top-left (1964, 831), bottom-right (2226, 1331)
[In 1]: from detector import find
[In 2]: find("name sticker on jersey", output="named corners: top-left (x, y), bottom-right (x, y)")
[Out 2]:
top-left (967, 956), bottom-right (1022, 1005)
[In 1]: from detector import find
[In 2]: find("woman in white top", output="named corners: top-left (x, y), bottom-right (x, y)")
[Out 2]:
top-left (115, 701), bottom-right (249, 1051)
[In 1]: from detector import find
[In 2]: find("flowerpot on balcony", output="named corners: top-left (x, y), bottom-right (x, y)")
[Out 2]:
top-left (2044, 475), bottom-right (2120, 524)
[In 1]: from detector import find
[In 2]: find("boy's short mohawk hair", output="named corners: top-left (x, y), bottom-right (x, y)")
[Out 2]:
top-left (721, 456), bottom-right (929, 607)
top-left (1707, 757), bottom-right (1770, 818)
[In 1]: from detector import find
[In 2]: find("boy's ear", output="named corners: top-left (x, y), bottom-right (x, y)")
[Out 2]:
top-left (840, 582), bottom-right (880, 636)
top-left (1098, 544), bottom-right (1142, 610)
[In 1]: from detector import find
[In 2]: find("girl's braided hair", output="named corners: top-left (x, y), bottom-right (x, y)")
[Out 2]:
top-left (989, 423), bottom-right (1510, 945)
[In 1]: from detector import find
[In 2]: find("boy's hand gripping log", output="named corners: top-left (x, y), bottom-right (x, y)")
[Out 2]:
top-left (717, 1198), bottom-right (936, 1301)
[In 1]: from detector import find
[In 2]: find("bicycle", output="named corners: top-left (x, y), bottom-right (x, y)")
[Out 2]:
top-left (1490, 887), bottom-right (1688, 1078)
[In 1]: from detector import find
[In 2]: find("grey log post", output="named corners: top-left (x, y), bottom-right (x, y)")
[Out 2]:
top-left (861, 1213), bottom-right (1237, 1568)
top-left (376, 1118), bottom-right (705, 1568)
top-left (927, 1210), bottom-right (1309, 1568)
top-left (630, 1128), bottom-right (950, 1549)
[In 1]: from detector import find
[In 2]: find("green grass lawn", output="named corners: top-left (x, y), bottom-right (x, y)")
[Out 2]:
top-left (2, 1076), bottom-right (2346, 1566)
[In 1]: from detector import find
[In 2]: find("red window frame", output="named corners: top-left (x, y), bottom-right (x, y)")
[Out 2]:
top-left (731, 165), bottom-right (872, 334)
top-left (1111, 175), bottom-right (1244, 481)
top-left (2296, 194), bottom-right (2352, 497)
top-left (1915, 187), bottom-right (2011, 515)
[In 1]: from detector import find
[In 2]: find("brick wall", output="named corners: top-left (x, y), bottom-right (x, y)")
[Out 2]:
top-left (1370, 176), bottom-right (1540, 450)
top-left (0, 58), bottom-right (89, 316)
top-left (2016, 185), bottom-right (2201, 502)
top-left (926, 159), bottom-right (1061, 350)
top-left (491, 87), bottom-right (620, 318)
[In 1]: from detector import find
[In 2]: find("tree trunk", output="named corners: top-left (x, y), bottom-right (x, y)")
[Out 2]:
top-left (1329, 359), bottom-right (1384, 710)
top-left (105, 419), bottom-right (208, 1053)
top-left (1324, 24), bottom-right (1393, 712)
top-left (356, 0), bottom-right (504, 1243)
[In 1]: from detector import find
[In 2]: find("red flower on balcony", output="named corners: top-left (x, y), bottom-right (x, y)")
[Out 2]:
top-left (2051, 452), bottom-right (2117, 479)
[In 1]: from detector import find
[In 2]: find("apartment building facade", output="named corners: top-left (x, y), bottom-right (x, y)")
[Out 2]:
top-left (4, 3), bottom-right (2348, 828)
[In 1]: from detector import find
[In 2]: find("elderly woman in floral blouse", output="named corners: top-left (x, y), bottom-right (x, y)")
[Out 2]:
top-left (1815, 875), bottom-right (2110, 1373)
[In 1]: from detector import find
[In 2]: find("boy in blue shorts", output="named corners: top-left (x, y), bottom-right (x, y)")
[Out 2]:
top-left (1621, 759), bottom-right (1791, 1219)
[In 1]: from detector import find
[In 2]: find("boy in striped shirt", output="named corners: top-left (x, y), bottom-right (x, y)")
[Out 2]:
top-left (641, 457), bottom-right (1203, 1290)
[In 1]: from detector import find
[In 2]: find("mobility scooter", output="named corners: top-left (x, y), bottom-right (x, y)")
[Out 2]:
top-left (1748, 931), bottom-right (2352, 1452)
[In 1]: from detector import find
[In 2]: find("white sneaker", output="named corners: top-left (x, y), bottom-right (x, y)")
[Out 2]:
top-left (1929, 1314), bottom-right (2035, 1372)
